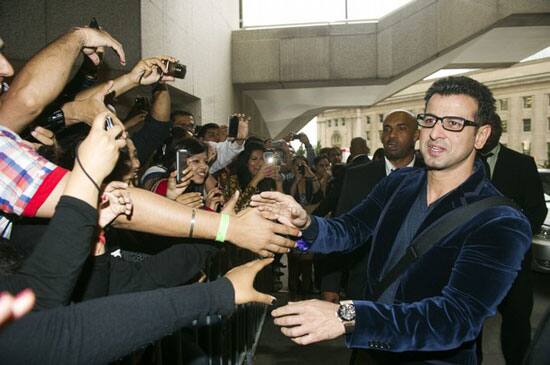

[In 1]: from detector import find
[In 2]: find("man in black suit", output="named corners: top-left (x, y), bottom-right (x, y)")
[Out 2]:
top-left (318, 109), bottom-right (421, 303)
top-left (477, 113), bottom-right (547, 365)
top-left (346, 137), bottom-right (371, 165)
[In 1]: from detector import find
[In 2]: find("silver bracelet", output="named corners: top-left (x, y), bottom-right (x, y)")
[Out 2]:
top-left (189, 208), bottom-right (196, 238)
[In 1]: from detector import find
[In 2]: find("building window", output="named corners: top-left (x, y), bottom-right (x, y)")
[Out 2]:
top-left (366, 131), bottom-right (370, 141)
top-left (522, 141), bottom-right (531, 155)
top-left (523, 118), bottom-right (531, 132)
top-left (342, 119), bottom-right (345, 126)
top-left (523, 96), bottom-right (533, 109)
top-left (328, 120), bottom-right (331, 127)
top-left (335, 120), bottom-right (338, 127)
top-left (331, 132), bottom-right (341, 146)
top-left (498, 98), bottom-right (508, 111)
top-left (548, 117), bottom-right (550, 131)
top-left (501, 120), bottom-right (507, 133)
top-left (547, 143), bottom-right (550, 163)
top-left (379, 114), bottom-right (384, 123)
top-left (366, 116), bottom-right (371, 124)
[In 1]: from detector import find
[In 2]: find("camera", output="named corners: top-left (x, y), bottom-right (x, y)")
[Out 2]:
top-left (263, 151), bottom-right (275, 165)
top-left (291, 133), bottom-right (301, 141)
top-left (163, 60), bottom-right (187, 79)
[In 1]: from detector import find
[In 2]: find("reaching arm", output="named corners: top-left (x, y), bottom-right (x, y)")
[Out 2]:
top-left (0, 28), bottom-right (125, 133)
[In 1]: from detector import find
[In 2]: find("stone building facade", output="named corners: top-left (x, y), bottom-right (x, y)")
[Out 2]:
top-left (317, 59), bottom-right (550, 166)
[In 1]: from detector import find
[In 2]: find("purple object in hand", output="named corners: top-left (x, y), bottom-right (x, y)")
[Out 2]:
top-left (295, 239), bottom-right (310, 252)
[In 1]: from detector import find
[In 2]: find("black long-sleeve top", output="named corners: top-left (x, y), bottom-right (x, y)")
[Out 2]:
top-left (0, 278), bottom-right (235, 364)
top-left (74, 242), bottom-right (218, 301)
top-left (0, 196), bottom-right (97, 310)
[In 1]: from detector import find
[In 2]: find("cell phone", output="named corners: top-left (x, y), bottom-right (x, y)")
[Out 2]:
top-left (89, 17), bottom-right (99, 29)
top-left (228, 116), bottom-right (239, 139)
top-left (176, 149), bottom-right (190, 183)
top-left (163, 60), bottom-right (187, 79)
top-left (104, 115), bottom-right (114, 130)
top-left (263, 151), bottom-right (274, 165)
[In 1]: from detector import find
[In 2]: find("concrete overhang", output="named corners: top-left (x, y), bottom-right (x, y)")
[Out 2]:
top-left (232, 0), bottom-right (550, 138)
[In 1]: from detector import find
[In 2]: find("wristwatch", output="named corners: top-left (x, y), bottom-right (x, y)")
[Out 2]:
top-left (337, 300), bottom-right (356, 334)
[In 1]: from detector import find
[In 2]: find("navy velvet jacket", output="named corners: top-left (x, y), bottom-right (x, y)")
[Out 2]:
top-left (307, 161), bottom-right (531, 363)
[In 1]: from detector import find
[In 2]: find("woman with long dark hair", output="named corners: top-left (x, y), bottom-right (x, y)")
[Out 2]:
top-left (220, 141), bottom-right (282, 212)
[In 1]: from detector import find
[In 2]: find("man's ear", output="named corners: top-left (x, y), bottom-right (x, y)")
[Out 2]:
top-left (474, 124), bottom-right (492, 150)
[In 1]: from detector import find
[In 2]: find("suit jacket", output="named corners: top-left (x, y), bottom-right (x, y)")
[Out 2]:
top-left (319, 159), bottom-right (422, 298)
top-left (491, 144), bottom-right (547, 234)
top-left (307, 161), bottom-right (531, 364)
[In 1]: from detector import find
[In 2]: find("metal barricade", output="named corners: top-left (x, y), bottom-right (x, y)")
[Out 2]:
top-left (122, 245), bottom-right (274, 365)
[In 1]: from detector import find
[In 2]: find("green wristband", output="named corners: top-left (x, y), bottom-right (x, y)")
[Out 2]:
top-left (215, 213), bottom-right (230, 242)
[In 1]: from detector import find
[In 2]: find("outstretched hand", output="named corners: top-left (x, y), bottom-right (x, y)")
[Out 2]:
top-left (99, 181), bottom-right (133, 228)
top-left (250, 191), bottom-right (310, 230)
top-left (226, 206), bottom-right (299, 257)
top-left (225, 258), bottom-right (275, 305)
top-left (272, 299), bottom-right (345, 345)
top-left (76, 27), bottom-right (126, 65)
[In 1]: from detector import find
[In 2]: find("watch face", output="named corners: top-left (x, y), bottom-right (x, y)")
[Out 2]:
top-left (338, 303), bottom-right (356, 321)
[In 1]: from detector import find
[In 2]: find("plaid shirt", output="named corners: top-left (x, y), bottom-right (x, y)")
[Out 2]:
top-left (0, 125), bottom-right (67, 216)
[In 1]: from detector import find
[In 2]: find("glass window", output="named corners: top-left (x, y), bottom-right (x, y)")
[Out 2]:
top-left (548, 117), bottom-right (550, 131)
top-left (378, 114), bottom-right (384, 123)
top-left (241, 0), bottom-right (414, 27)
top-left (498, 98), bottom-right (508, 111)
top-left (342, 119), bottom-right (345, 126)
top-left (501, 120), bottom-right (507, 133)
top-left (522, 141), bottom-right (531, 155)
top-left (547, 143), bottom-right (550, 163)
top-left (335, 120), bottom-right (339, 127)
top-left (523, 96), bottom-right (533, 109)
top-left (331, 132), bottom-right (341, 146)
top-left (366, 131), bottom-right (370, 140)
top-left (366, 116), bottom-right (371, 124)
top-left (523, 118), bottom-right (531, 132)
top-left (328, 120), bottom-right (331, 127)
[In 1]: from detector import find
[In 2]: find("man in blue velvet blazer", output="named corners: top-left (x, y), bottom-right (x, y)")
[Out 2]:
top-left (252, 76), bottom-right (532, 364)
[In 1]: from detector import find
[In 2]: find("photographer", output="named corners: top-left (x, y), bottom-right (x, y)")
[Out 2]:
top-left (289, 156), bottom-right (322, 207)
top-left (220, 142), bottom-right (283, 213)
top-left (208, 113), bottom-right (249, 175)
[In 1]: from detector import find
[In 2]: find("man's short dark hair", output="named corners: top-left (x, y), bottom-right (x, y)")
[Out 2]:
top-left (170, 110), bottom-right (194, 121)
top-left (481, 112), bottom-right (503, 153)
top-left (197, 123), bottom-right (219, 139)
top-left (424, 76), bottom-right (496, 126)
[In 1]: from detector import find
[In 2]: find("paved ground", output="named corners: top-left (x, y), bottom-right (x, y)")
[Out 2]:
top-left (254, 271), bottom-right (550, 365)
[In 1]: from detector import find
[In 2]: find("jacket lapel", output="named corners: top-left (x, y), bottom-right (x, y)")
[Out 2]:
top-left (368, 171), bottom-right (426, 281)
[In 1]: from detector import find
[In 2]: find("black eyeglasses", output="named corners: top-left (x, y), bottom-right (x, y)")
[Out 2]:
top-left (417, 113), bottom-right (478, 132)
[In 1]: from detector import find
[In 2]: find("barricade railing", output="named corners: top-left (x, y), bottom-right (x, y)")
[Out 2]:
top-left (121, 245), bottom-right (273, 365)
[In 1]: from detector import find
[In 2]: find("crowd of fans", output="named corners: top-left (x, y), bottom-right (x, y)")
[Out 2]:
top-left (0, 24), bottom-right (306, 363)
top-left (0, 20), bottom-right (364, 363)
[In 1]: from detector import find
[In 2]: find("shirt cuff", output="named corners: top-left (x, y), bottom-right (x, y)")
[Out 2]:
top-left (301, 216), bottom-right (319, 242)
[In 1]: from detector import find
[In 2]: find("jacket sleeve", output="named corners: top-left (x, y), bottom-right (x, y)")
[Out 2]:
top-left (0, 196), bottom-right (97, 310)
top-left (308, 176), bottom-right (386, 254)
top-left (108, 243), bottom-right (218, 295)
top-left (346, 207), bottom-right (531, 352)
top-left (0, 278), bottom-right (235, 365)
